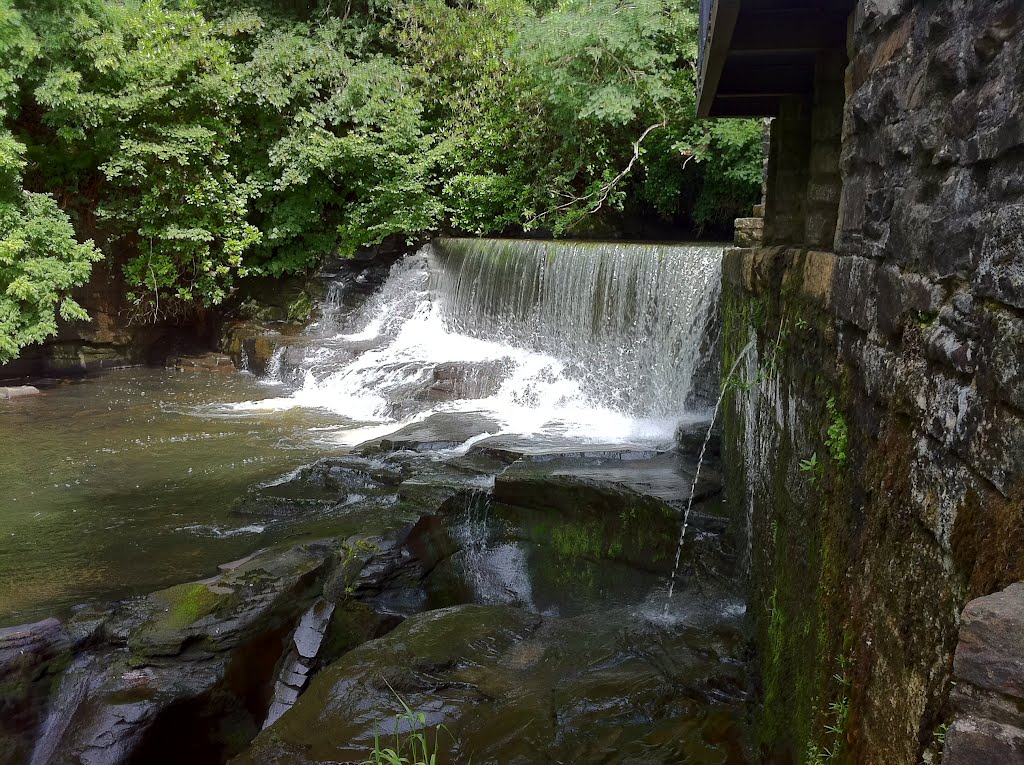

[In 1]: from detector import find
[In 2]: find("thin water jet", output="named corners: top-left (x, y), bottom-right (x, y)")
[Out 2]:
top-left (666, 338), bottom-right (756, 604)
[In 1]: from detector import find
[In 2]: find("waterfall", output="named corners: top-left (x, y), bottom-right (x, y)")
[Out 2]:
top-left (232, 239), bottom-right (723, 447)
top-left (432, 239), bottom-right (721, 418)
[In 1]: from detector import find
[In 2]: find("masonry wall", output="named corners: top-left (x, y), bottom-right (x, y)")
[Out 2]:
top-left (721, 1), bottom-right (1024, 762)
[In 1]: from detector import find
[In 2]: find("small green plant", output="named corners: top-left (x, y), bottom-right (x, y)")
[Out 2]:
top-left (365, 681), bottom-right (459, 765)
top-left (725, 372), bottom-right (754, 394)
top-left (800, 452), bottom-right (822, 484)
top-left (806, 656), bottom-right (852, 764)
top-left (825, 398), bottom-right (848, 465)
top-left (934, 721), bottom-right (951, 754)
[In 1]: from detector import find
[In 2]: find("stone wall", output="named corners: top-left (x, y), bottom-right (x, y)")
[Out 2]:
top-left (720, 1), bottom-right (1024, 762)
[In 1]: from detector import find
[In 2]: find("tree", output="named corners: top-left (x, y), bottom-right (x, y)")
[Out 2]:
top-left (0, 3), bottom-right (101, 364)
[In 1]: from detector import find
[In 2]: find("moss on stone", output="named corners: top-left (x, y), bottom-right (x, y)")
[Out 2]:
top-left (157, 582), bottom-right (229, 630)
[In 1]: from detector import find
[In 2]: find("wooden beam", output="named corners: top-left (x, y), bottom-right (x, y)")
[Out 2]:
top-left (696, 0), bottom-right (741, 119)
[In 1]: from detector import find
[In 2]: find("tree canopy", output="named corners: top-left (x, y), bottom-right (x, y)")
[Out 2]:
top-left (0, 0), bottom-right (763, 360)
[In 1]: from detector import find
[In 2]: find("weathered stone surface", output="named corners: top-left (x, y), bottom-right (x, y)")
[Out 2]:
top-left (953, 583), bottom-right (1024, 700)
top-left (734, 217), bottom-right (764, 248)
top-left (18, 541), bottom-right (339, 765)
top-left (0, 618), bottom-right (72, 765)
top-left (943, 717), bottom-right (1024, 765)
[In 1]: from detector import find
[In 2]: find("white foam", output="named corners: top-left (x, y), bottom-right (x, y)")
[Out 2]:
top-left (219, 244), bottom-right (721, 448)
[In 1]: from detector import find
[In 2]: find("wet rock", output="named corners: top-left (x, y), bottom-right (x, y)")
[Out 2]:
top-left (235, 600), bottom-right (746, 765)
top-left (170, 354), bottom-right (235, 373)
top-left (232, 604), bottom-right (543, 765)
top-left (0, 619), bottom-right (72, 765)
top-left (0, 385), bottom-right (40, 399)
top-left (125, 542), bottom-right (333, 657)
top-left (23, 542), bottom-right (337, 765)
top-left (231, 459), bottom-right (404, 518)
top-left (416, 360), bottom-right (511, 402)
top-left (490, 452), bottom-right (720, 577)
top-left (362, 413), bottom-right (504, 454)
top-left (262, 598), bottom-right (336, 729)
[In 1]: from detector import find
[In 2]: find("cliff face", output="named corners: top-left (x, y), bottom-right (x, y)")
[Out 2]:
top-left (720, 1), bottom-right (1024, 762)
top-left (0, 256), bottom-right (215, 380)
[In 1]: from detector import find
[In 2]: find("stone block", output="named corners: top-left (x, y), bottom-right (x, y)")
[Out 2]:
top-left (968, 118), bottom-right (1024, 162)
top-left (832, 255), bottom-right (878, 332)
top-left (807, 180), bottom-right (842, 206)
top-left (925, 325), bottom-right (978, 375)
top-left (954, 583), bottom-right (1024, 701)
top-left (721, 248), bottom-right (747, 289)
top-left (874, 265), bottom-right (906, 337)
top-left (963, 404), bottom-right (1024, 496)
top-left (920, 370), bottom-right (978, 452)
top-left (989, 308), bottom-right (1024, 413)
top-left (977, 205), bottom-right (1024, 311)
top-left (734, 218), bottom-right (764, 248)
top-left (943, 717), bottom-right (1024, 765)
top-left (802, 250), bottom-right (837, 307)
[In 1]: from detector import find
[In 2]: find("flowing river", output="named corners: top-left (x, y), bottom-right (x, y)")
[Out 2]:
top-left (1, 239), bottom-right (748, 764)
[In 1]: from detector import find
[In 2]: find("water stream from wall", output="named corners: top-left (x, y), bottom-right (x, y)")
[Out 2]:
top-left (666, 338), bottom-right (756, 603)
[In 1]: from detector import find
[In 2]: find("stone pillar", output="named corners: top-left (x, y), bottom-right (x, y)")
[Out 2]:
top-left (763, 96), bottom-right (811, 246)
top-left (805, 50), bottom-right (845, 250)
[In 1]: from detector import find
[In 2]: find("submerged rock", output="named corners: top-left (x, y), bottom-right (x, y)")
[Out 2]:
top-left (490, 450), bottom-right (723, 577)
top-left (231, 459), bottom-right (405, 518)
top-left (359, 412), bottom-right (504, 454)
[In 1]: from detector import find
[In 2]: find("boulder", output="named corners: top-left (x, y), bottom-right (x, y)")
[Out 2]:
top-left (945, 583), bottom-right (1024, 764)
top-left (0, 386), bottom-right (40, 399)
top-left (24, 542), bottom-right (336, 765)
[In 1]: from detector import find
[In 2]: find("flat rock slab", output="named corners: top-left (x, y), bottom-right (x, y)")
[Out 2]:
top-left (358, 412), bottom-right (504, 453)
top-left (944, 717), bottom-right (1024, 765)
top-left (946, 583), bottom-right (1024, 764)
top-left (494, 450), bottom-right (721, 515)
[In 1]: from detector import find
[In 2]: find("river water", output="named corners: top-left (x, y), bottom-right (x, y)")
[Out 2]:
top-left (0, 239), bottom-right (722, 626)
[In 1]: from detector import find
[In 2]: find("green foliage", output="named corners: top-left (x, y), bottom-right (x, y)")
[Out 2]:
top-left (365, 681), bottom-right (455, 765)
top-left (800, 452), bottom-right (822, 485)
top-left (806, 656), bottom-right (851, 764)
top-left (34, 0), bottom-right (259, 317)
top-left (0, 3), bottom-right (101, 363)
top-left (1, 0), bottom-right (764, 358)
top-left (825, 398), bottom-right (848, 465)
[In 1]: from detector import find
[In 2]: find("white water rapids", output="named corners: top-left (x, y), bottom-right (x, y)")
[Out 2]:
top-left (228, 239), bottom-right (723, 449)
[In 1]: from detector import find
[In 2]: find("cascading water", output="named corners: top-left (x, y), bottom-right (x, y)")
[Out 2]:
top-left (235, 238), bottom-right (723, 449)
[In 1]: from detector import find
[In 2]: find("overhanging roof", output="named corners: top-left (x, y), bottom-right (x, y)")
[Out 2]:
top-left (696, 0), bottom-right (854, 118)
